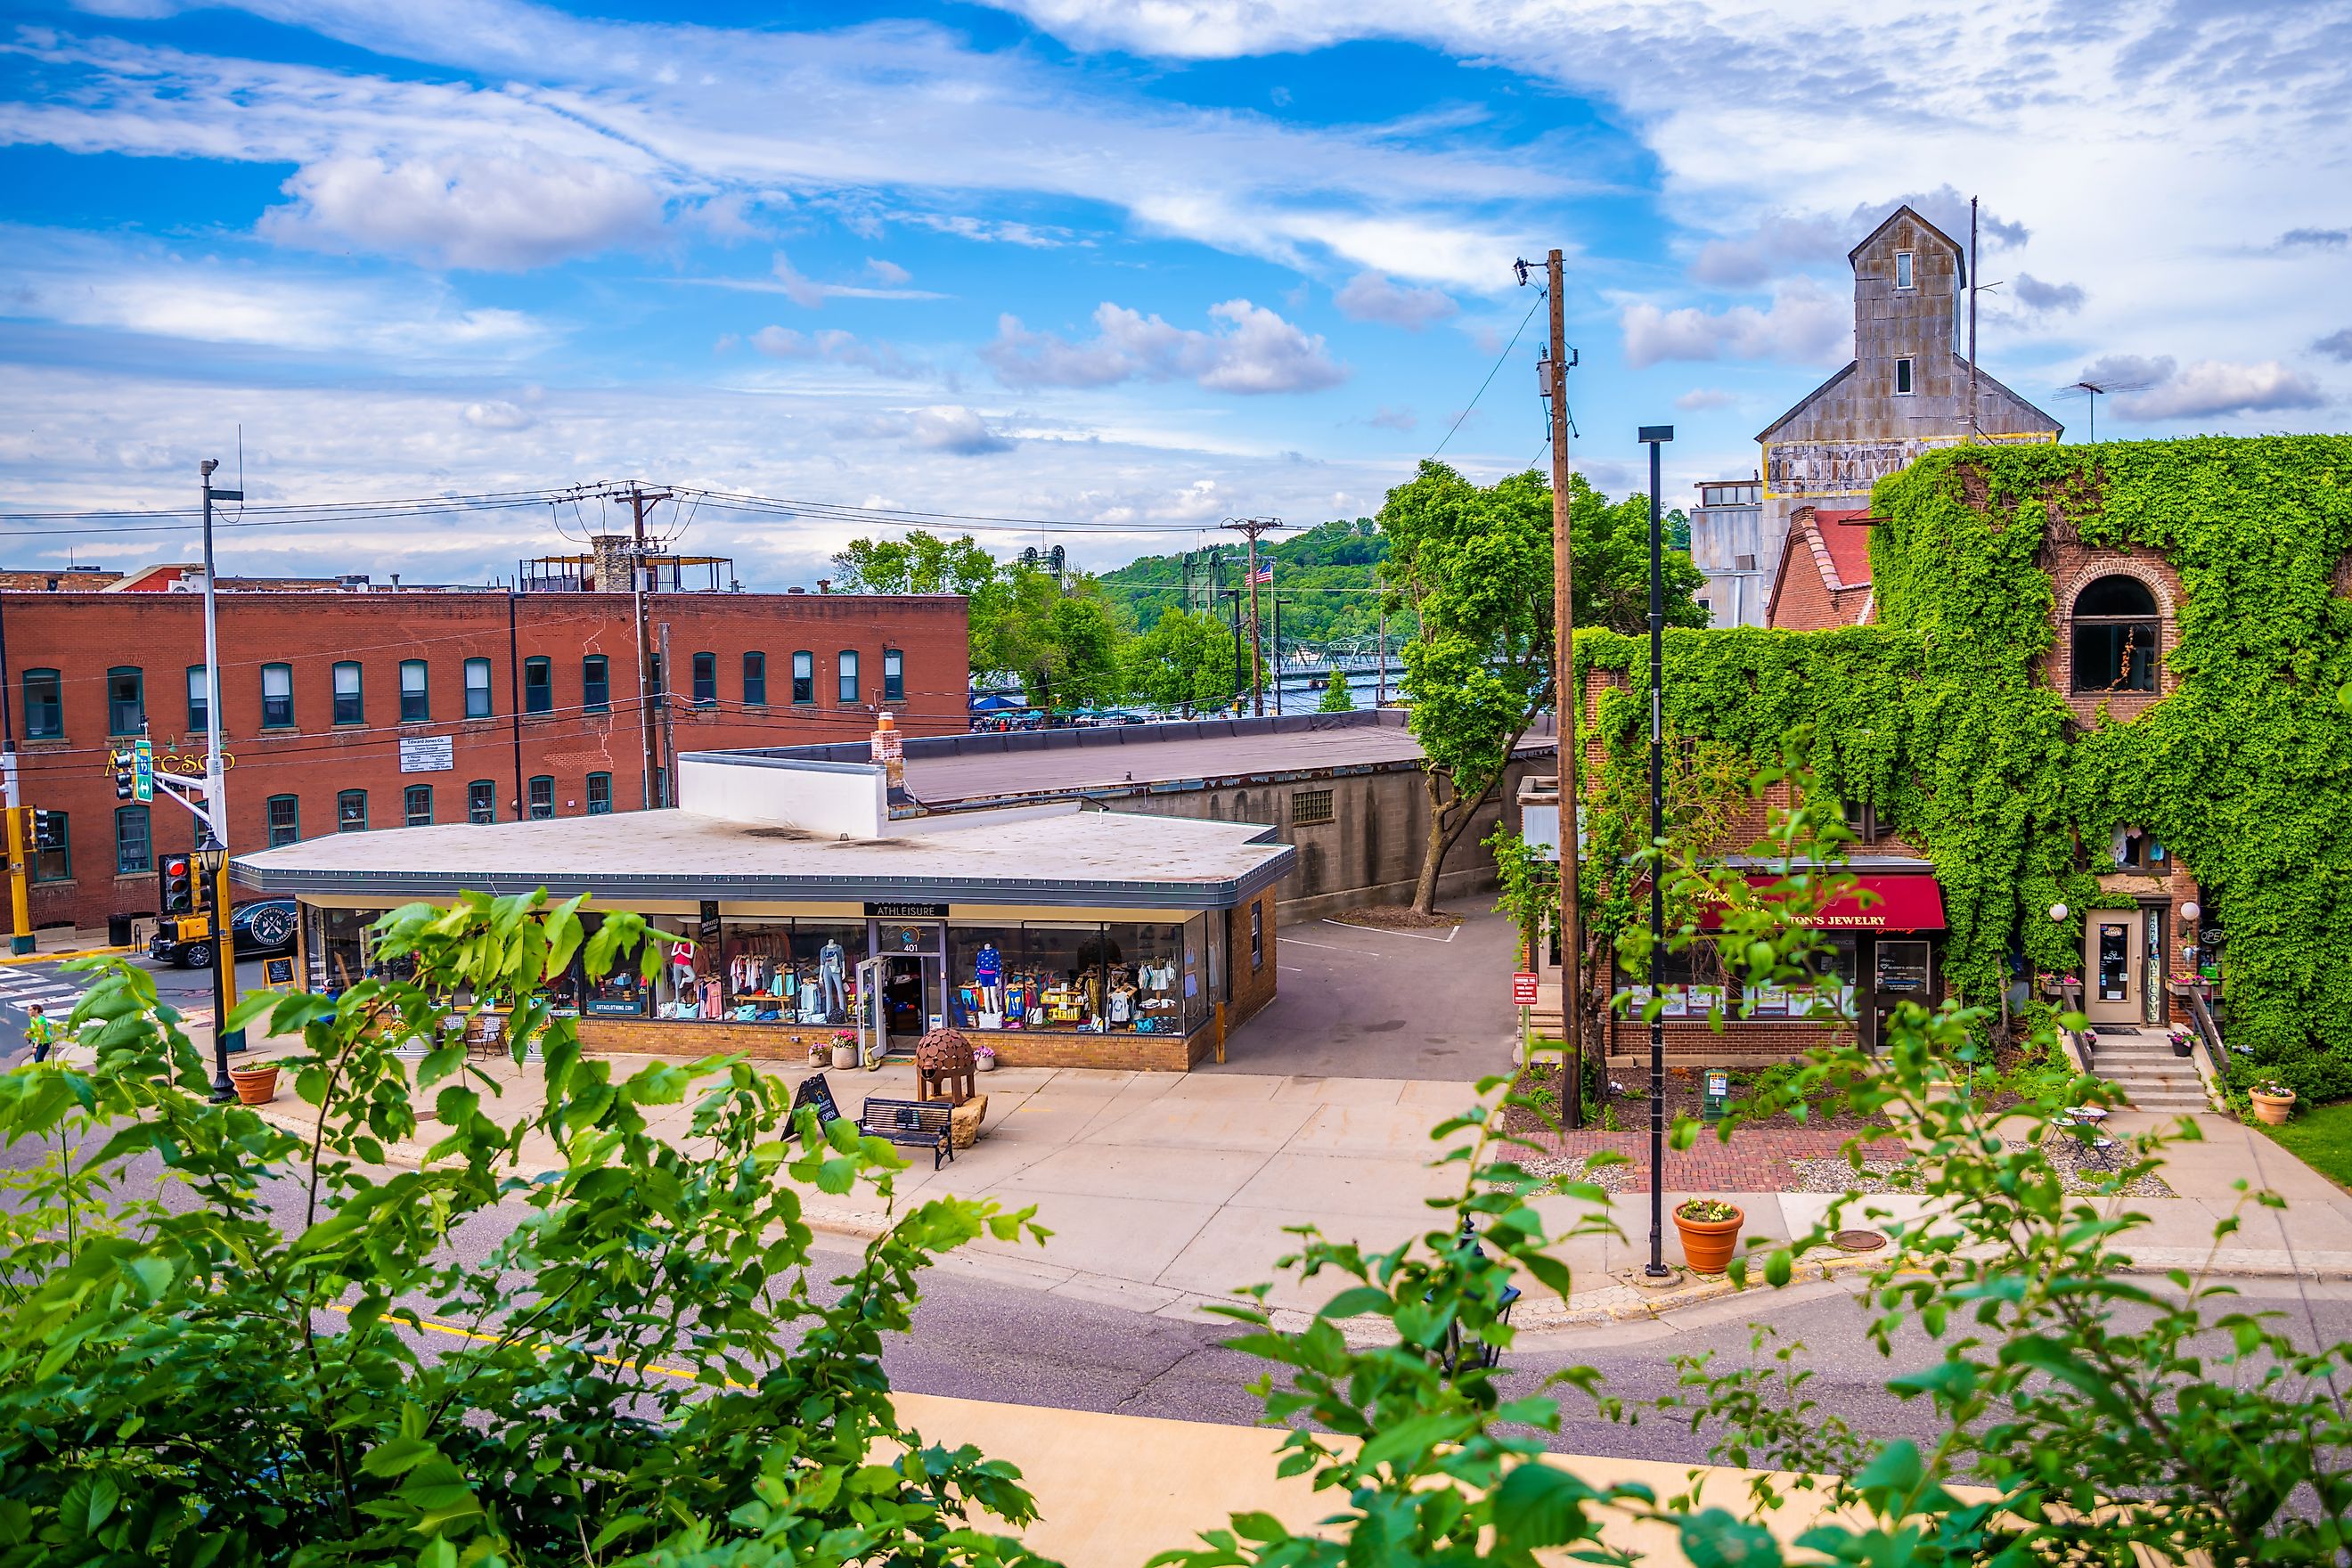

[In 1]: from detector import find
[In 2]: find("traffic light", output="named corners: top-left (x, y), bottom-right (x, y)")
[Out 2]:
top-left (112, 749), bottom-right (135, 801)
top-left (159, 853), bottom-right (194, 916)
top-left (30, 809), bottom-right (56, 846)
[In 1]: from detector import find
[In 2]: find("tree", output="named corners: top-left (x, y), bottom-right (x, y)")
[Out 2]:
top-left (1126, 606), bottom-right (1238, 714)
top-left (1317, 674), bottom-right (1357, 712)
top-left (1379, 462), bottom-right (1556, 916)
top-left (830, 530), bottom-right (999, 597)
top-left (1566, 475), bottom-right (1709, 635)
top-left (0, 895), bottom-right (1051, 1567)
top-left (971, 566), bottom-right (1127, 709)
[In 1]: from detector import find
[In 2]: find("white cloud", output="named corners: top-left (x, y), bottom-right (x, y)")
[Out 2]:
top-left (1673, 388), bottom-right (1736, 411)
top-left (866, 257), bottom-right (911, 285)
top-left (748, 325), bottom-right (924, 379)
top-left (1334, 271), bottom-right (1457, 331)
top-left (2012, 274), bottom-right (2085, 315)
top-left (984, 299), bottom-right (1348, 394)
top-left (907, 404), bottom-right (1015, 455)
top-left (2117, 360), bottom-right (2327, 421)
top-left (1366, 404), bottom-right (1417, 430)
top-left (257, 150), bottom-right (664, 269)
top-left (461, 399), bottom-right (535, 430)
top-left (1620, 278), bottom-right (1847, 370)
top-left (0, 227), bottom-right (547, 359)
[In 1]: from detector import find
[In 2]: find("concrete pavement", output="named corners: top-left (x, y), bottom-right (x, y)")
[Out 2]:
top-left (178, 1025), bottom-right (2352, 1333)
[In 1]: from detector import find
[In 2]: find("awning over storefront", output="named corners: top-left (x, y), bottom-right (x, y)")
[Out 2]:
top-left (1699, 871), bottom-right (1946, 932)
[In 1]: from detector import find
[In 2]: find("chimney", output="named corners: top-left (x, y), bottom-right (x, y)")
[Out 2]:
top-left (817, 577), bottom-right (831, 594)
top-left (870, 710), bottom-right (905, 794)
top-left (590, 534), bottom-right (634, 593)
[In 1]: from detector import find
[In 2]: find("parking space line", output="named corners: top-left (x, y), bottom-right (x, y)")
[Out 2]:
top-left (1283, 938), bottom-right (1382, 957)
top-left (1322, 919), bottom-right (1459, 943)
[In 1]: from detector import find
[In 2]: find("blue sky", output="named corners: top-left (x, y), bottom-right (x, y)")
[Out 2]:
top-left (1, 0), bottom-right (2346, 587)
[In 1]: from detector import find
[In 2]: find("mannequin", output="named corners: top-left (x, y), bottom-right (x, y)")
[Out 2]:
top-left (819, 937), bottom-right (848, 1023)
top-left (974, 940), bottom-right (1004, 1019)
top-left (1106, 965), bottom-right (1137, 1027)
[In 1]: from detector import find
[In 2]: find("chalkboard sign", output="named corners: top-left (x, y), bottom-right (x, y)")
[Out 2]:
top-left (261, 956), bottom-right (296, 987)
top-left (790, 1071), bottom-right (842, 1126)
top-left (698, 899), bottom-right (722, 946)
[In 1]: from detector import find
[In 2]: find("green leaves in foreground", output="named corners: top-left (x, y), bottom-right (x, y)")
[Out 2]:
top-left (0, 891), bottom-right (1054, 1568)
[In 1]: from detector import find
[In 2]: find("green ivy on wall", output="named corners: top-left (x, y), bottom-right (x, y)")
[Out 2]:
top-left (1572, 435), bottom-right (2352, 1097)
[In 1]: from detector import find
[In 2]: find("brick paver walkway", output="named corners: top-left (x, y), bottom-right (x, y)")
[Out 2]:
top-left (1531, 1125), bottom-right (1907, 1191)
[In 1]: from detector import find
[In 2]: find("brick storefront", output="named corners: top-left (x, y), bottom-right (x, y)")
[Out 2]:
top-left (2, 586), bottom-right (968, 930)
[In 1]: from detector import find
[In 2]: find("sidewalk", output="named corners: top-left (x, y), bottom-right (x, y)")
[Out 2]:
top-left (192, 1033), bottom-right (2352, 1331)
top-left (0, 923), bottom-right (135, 965)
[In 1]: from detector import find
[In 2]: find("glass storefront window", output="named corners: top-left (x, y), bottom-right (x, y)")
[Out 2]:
top-left (941, 918), bottom-right (1210, 1038)
top-left (713, 919), bottom-right (863, 1025)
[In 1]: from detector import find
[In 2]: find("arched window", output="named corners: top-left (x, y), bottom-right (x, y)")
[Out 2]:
top-left (2070, 575), bottom-right (2160, 694)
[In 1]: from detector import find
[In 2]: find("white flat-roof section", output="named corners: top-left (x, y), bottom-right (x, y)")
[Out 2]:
top-left (233, 750), bottom-right (1294, 911)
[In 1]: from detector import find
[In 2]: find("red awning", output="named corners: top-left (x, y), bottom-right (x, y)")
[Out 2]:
top-left (1698, 871), bottom-right (1946, 932)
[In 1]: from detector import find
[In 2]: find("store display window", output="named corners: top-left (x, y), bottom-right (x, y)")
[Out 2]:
top-left (718, 919), bottom-right (864, 1025)
top-left (304, 905), bottom-right (412, 995)
top-left (943, 917), bottom-right (1208, 1038)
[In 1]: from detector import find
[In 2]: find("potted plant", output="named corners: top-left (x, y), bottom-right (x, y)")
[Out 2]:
top-left (227, 1060), bottom-right (281, 1106)
top-left (2250, 1080), bottom-right (2297, 1126)
top-left (830, 1030), bottom-right (861, 1071)
top-left (1672, 1196), bottom-right (1745, 1275)
top-left (2168, 1025), bottom-right (2196, 1059)
top-left (972, 1041), bottom-right (999, 1074)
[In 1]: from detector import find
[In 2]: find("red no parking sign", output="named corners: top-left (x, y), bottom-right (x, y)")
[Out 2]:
top-left (1511, 971), bottom-right (1539, 1006)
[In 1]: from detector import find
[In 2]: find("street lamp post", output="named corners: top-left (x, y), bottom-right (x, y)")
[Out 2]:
top-left (196, 839), bottom-right (233, 1102)
top-left (1637, 424), bottom-right (1674, 1278)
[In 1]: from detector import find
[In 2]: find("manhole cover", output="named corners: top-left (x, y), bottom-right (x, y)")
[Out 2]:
top-left (1832, 1229), bottom-right (1887, 1253)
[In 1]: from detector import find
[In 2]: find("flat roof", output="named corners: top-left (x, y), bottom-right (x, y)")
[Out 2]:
top-left (233, 801), bottom-right (1294, 911)
top-left (745, 710), bottom-right (1558, 810)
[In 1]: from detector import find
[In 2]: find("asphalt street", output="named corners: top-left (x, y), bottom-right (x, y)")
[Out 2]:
top-left (10, 1123), bottom-right (2352, 1469)
top-left (0, 951), bottom-right (273, 1057)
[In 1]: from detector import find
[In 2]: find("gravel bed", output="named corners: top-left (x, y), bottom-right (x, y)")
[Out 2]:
top-left (1787, 1140), bottom-right (2175, 1199)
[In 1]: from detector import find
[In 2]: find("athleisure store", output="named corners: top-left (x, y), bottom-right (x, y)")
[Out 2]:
top-left (246, 750), bottom-right (1290, 1072)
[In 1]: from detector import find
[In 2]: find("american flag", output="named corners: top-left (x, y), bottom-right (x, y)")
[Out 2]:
top-left (1250, 564), bottom-right (1273, 584)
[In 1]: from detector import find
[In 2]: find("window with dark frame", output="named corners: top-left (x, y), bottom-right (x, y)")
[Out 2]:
top-left (743, 651), bottom-right (767, 706)
top-left (791, 650), bottom-right (813, 704)
top-left (2070, 575), bottom-right (2161, 693)
top-left (261, 664), bottom-right (294, 729)
top-left (185, 666), bottom-right (208, 731)
top-left (467, 780), bottom-right (496, 824)
top-left (115, 804), bottom-right (151, 876)
top-left (404, 784), bottom-right (432, 827)
top-left (837, 649), bottom-right (859, 705)
top-left (587, 772), bottom-right (613, 814)
top-left (464, 657), bottom-right (493, 719)
top-left (337, 789), bottom-right (367, 833)
top-left (1290, 788), bottom-right (1335, 825)
top-left (523, 657), bottom-right (551, 714)
top-left (528, 776), bottom-right (554, 820)
top-left (1840, 798), bottom-right (1882, 844)
top-left (332, 661), bottom-right (363, 725)
top-left (106, 666), bottom-right (144, 737)
top-left (22, 670), bottom-right (60, 739)
top-left (1894, 357), bottom-right (1915, 396)
top-left (399, 659), bottom-right (429, 723)
top-left (692, 650), bottom-right (717, 706)
top-left (582, 655), bottom-right (610, 714)
top-left (265, 795), bottom-right (298, 846)
top-left (1249, 902), bottom-right (1262, 971)
top-left (883, 648), bottom-right (904, 703)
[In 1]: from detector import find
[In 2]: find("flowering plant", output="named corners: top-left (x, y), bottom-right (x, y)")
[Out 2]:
top-left (1676, 1196), bottom-right (1742, 1224)
top-left (2254, 1080), bottom-right (2294, 1098)
top-left (970, 1041), bottom-right (998, 1060)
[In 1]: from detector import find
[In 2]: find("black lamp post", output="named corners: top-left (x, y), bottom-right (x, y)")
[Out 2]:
top-left (197, 839), bottom-right (233, 1103)
top-left (1637, 424), bottom-right (1674, 1277)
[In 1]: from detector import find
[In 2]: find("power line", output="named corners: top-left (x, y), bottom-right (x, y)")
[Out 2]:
top-left (1428, 289), bottom-right (1546, 463)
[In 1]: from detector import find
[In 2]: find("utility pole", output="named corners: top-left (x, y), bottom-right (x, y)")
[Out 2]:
top-left (1967, 197), bottom-right (1980, 445)
top-left (619, 481), bottom-right (673, 809)
top-left (1375, 607), bottom-right (1386, 707)
top-left (1220, 518), bottom-right (1286, 716)
top-left (657, 621), bottom-right (676, 807)
top-left (1270, 592), bottom-right (1281, 716)
top-left (1542, 248), bottom-right (1585, 1130)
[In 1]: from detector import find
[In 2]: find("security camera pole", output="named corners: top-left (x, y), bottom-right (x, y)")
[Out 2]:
top-left (169, 460), bottom-right (245, 1098)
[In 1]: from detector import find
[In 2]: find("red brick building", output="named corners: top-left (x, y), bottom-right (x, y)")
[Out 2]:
top-left (1765, 506), bottom-right (1876, 631)
top-left (0, 573), bottom-right (968, 930)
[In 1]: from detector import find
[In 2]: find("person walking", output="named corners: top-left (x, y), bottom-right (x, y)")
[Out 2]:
top-left (23, 1002), bottom-right (56, 1064)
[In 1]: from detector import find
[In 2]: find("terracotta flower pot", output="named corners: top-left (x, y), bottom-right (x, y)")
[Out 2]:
top-left (2250, 1089), bottom-right (2296, 1126)
top-left (228, 1064), bottom-right (280, 1106)
top-left (1673, 1203), bottom-right (1745, 1275)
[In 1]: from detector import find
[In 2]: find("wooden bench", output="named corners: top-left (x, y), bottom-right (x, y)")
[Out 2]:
top-left (857, 1096), bottom-right (953, 1169)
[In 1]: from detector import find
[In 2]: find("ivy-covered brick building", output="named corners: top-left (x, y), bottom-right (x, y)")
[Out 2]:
top-left (1563, 435), bottom-right (2352, 1096)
